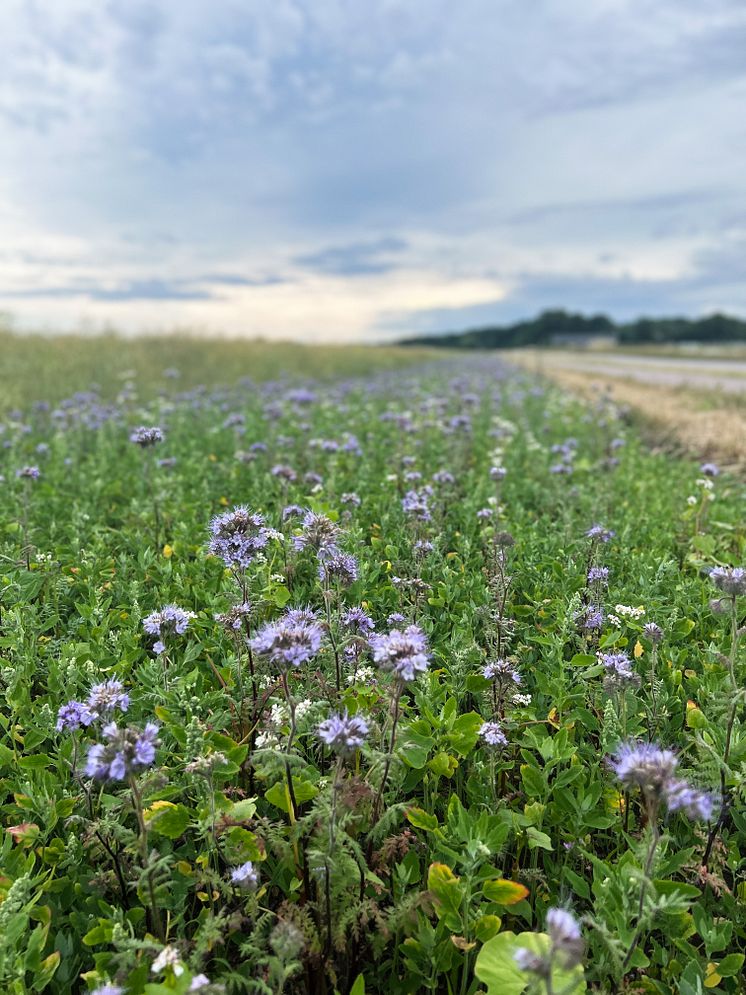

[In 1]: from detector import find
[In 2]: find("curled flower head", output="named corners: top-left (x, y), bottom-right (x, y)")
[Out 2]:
top-left (643, 621), bottom-right (664, 644)
top-left (250, 611), bottom-right (324, 670)
top-left (85, 722), bottom-right (159, 781)
top-left (293, 511), bottom-right (341, 554)
top-left (710, 566), bottom-right (746, 597)
top-left (142, 605), bottom-right (196, 654)
top-left (230, 861), bottom-right (259, 890)
top-left (86, 678), bottom-right (130, 719)
top-left (130, 426), bottom-right (163, 447)
top-left (214, 602), bottom-right (252, 631)
top-left (479, 721), bottom-right (507, 748)
top-left (369, 625), bottom-right (430, 682)
top-left (317, 710), bottom-right (370, 757)
top-left (208, 506), bottom-right (270, 569)
top-left (317, 549), bottom-right (359, 587)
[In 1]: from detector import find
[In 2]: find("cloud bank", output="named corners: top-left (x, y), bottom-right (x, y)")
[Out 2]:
top-left (1, 0), bottom-right (744, 340)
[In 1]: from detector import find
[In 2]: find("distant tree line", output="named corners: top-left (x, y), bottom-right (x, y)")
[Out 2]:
top-left (399, 309), bottom-right (746, 348)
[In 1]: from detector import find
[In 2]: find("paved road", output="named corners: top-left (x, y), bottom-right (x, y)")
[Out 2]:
top-left (519, 351), bottom-right (746, 393)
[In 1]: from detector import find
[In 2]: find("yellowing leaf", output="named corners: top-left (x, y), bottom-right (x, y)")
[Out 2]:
top-left (634, 640), bottom-right (644, 658)
top-left (482, 879), bottom-right (529, 905)
top-left (162, 544), bottom-right (173, 558)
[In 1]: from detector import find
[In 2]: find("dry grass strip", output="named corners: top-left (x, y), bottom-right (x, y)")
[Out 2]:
top-left (527, 367), bottom-right (746, 470)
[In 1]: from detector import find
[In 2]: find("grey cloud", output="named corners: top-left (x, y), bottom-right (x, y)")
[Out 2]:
top-left (294, 237), bottom-right (408, 275)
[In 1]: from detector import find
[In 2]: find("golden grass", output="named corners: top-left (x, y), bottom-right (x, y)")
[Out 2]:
top-left (530, 367), bottom-right (746, 469)
top-left (0, 329), bottom-right (441, 410)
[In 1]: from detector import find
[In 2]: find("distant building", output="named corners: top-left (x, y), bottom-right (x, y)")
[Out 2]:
top-left (549, 333), bottom-right (619, 349)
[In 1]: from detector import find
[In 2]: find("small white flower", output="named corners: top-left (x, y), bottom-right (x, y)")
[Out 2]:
top-left (686, 495), bottom-right (697, 506)
top-left (152, 946), bottom-right (184, 976)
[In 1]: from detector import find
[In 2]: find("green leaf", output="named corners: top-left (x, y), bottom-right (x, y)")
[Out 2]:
top-left (428, 751), bottom-right (458, 777)
top-left (144, 801), bottom-right (192, 839)
top-left (525, 827), bottom-right (553, 851)
top-left (446, 712), bottom-right (484, 757)
top-left (475, 931), bottom-right (586, 995)
top-left (569, 653), bottom-right (597, 667)
top-left (264, 779), bottom-right (318, 813)
top-left (716, 953), bottom-right (744, 977)
top-left (18, 754), bottom-right (53, 770)
top-left (349, 974), bottom-right (366, 995)
top-left (520, 764), bottom-right (545, 797)
top-left (406, 807), bottom-right (439, 832)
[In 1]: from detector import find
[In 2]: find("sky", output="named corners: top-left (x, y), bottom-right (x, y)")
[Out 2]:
top-left (1, 0), bottom-right (745, 342)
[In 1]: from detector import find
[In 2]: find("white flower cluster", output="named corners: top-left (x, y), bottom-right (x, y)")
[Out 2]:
top-left (608, 603), bottom-right (645, 627)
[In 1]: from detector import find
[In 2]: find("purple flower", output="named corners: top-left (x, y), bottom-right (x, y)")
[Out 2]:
top-left (490, 466), bottom-right (506, 481)
top-left (401, 489), bottom-right (432, 522)
top-left (86, 678), bottom-right (130, 718)
top-left (85, 722), bottom-right (159, 781)
top-left (710, 566), bottom-right (746, 597)
top-left (129, 426), bottom-right (163, 447)
top-left (16, 465), bottom-right (40, 479)
top-left (700, 462), bottom-right (720, 477)
top-left (609, 741), bottom-right (713, 821)
top-left (91, 986), bottom-right (125, 995)
top-left (56, 700), bottom-right (94, 732)
top-left (587, 566), bottom-right (609, 584)
top-left (230, 861), bottom-right (259, 890)
top-left (317, 710), bottom-right (369, 757)
top-left (369, 625), bottom-right (430, 682)
top-left (585, 523), bottom-right (615, 543)
top-left (317, 550), bottom-right (358, 587)
top-left (387, 612), bottom-right (406, 626)
top-left (643, 621), bottom-right (663, 644)
top-left (208, 506), bottom-right (270, 569)
top-left (271, 464), bottom-right (297, 482)
top-left (215, 602), bottom-right (252, 631)
top-left (293, 511), bottom-right (341, 554)
top-left (282, 504), bottom-right (304, 520)
top-left (432, 470), bottom-right (455, 485)
top-left (599, 652), bottom-right (640, 690)
top-left (341, 606), bottom-right (375, 635)
top-left (477, 508), bottom-right (494, 519)
top-left (142, 605), bottom-right (196, 653)
top-left (547, 908), bottom-right (584, 967)
top-left (482, 659), bottom-right (521, 684)
top-left (250, 611), bottom-right (324, 670)
top-left (479, 721), bottom-right (507, 748)
top-left (575, 604), bottom-right (604, 631)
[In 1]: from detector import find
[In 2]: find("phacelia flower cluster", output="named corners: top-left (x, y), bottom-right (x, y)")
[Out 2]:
top-left (599, 651), bottom-right (640, 691)
top-left (482, 658), bottom-right (521, 685)
top-left (479, 721), bottom-right (507, 748)
top-left (292, 511), bottom-right (341, 554)
top-left (609, 741), bottom-right (713, 821)
top-left (208, 506), bottom-right (271, 569)
top-left (129, 426), bottom-right (163, 447)
top-left (710, 566), bottom-right (746, 597)
top-left (317, 710), bottom-right (370, 757)
top-left (250, 611), bottom-right (324, 670)
top-left (57, 678), bottom-right (130, 732)
top-left (369, 625), bottom-right (430, 682)
top-left (230, 861), bottom-right (259, 890)
top-left (85, 722), bottom-right (159, 781)
top-left (142, 604), bottom-right (196, 655)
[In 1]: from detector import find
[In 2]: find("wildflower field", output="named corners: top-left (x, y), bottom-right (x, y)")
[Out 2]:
top-left (1, 345), bottom-right (745, 995)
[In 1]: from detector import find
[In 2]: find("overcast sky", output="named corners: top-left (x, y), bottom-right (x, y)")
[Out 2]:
top-left (1, 0), bottom-right (745, 341)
